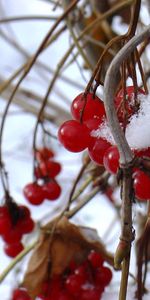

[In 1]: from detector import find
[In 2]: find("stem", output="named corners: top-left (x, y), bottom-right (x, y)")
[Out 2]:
top-left (0, 0), bottom-right (80, 182)
top-left (0, 242), bottom-right (36, 283)
top-left (127, 0), bottom-right (141, 37)
top-left (67, 158), bottom-right (91, 210)
top-left (0, 15), bottom-right (59, 23)
top-left (103, 26), bottom-right (150, 300)
top-left (0, 184), bottom-right (101, 283)
top-left (103, 26), bottom-right (150, 164)
top-left (62, 0), bottom-right (93, 70)
top-left (119, 252), bottom-right (131, 300)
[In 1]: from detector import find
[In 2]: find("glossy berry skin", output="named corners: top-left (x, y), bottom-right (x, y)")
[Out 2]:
top-left (65, 273), bottom-right (84, 295)
top-left (0, 206), bottom-right (11, 235)
top-left (88, 138), bottom-right (111, 165)
top-left (3, 226), bottom-right (22, 244)
top-left (71, 93), bottom-right (105, 123)
top-left (80, 287), bottom-right (103, 300)
top-left (18, 218), bottom-right (34, 234)
top-left (95, 266), bottom-right (112, 286)
top-left (115, 86), bottom-right (145, 122)
top-left (84, 118), bottom-right (102, 131)
top-left (88, 250), bottom-right (104, 268)
top-left (103, 146), bottom-right (120, 174)
top-left (12, 288), bottom-right (31, 300)
top-left (134, 147), bottom-right (150, 158)
top-left (35, 148), bottom-right (54, 162)
top-left (23, 183), bottom-right (45, 205)
top-left (58, 120), bottom-right (91, 152)
top-left (35, 161), bottom-right (61, 179)
top-left (133, 170), bottom-right (150, 201)
top-left (42, 181), bottom-right (61, 200)
top-left (4, 242), bottom-right (24, 257)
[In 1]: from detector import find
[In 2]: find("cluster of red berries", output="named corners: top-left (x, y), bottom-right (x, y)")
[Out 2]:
top-left (58, 87), bottom-right (150, 201)
top-left (23, 148), bottom-right (62, 205)
top-left (104, 145), bottom-right (150, 201)
top-left (11, 288), bottom-right (31, 300)
top-left (0, 204), bottom-right (34, 257)
top-left (58, 87), bottom-right (145, 164)
top-left (11, 250), bottom-right (112, 300)
top-left (58, 92), bottom-right (106, 156)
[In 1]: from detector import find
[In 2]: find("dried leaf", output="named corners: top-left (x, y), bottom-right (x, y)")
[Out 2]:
top-left (22, 217), bottom-right (113, 298)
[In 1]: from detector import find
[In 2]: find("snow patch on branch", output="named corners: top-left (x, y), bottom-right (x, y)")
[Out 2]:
top-left (91, 93), bottom-right (150, 150)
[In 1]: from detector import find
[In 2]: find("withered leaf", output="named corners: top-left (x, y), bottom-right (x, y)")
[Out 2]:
top-left (22, 217), bottom-right (113, 299)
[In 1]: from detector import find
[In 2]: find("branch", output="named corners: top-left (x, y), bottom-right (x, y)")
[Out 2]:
top-left (103, 25), bottom-right (150, 165)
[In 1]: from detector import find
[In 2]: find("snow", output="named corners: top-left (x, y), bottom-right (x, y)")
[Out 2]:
top-left (0, 1), bottom-right (149, 300)
top-left (92, 93), bottom-right (150, 150)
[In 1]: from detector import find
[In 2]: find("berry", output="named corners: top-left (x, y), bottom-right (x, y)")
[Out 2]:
top-left (95, 266), bottom-right (112, 286)
top-left (84, 118), bottom-right (102, 131)
top-left (58, 120), bottom-right (91, 152)
top-left (65, 273), bottom-right (85, 295)
top-left (103, 146), bottom-right (120, 174)
top-left (133, 170), bottom-right (150, 201)
top-left (71, 93), bottom-right (105, 123)
top-left (88, 138), bottom-right (111, 165)
top-left (134, 147), bottom-right (150, 158)
top-left (35, 160), bottom-right (61, 179)
top-left (35, 148), bottom-right (54, 162)
top-left (18, 218), bottom-right (34, 234)
top-left (0, 206), bottom-right (11, 235)
top-left (80, 287), bottom-right (102, 300)
top-left (88, 250), bottom-right (104, 268)
top-left (12, 288), bottom-right (31, 300)
top-left (43, 181), bottom-right (61, 201)
top-left (115, 86), bottom-right (145, 122)
top-left (74, 265), bottom-right (88, 282)
top-left (3, 226), bottom-right (22, 244)
top-left (4, 242), bottom-right (24, 257)
top-left (23, 183), bottom-right (45, 205)
top-left (19, 205), bottom-right (31, 219)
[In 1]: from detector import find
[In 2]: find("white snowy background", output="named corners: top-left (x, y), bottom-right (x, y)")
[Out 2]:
top-left (0, 1), bottom-right (149, 299)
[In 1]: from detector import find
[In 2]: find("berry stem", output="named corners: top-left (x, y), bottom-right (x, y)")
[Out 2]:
top-left (119, 252), bottom-right (131, 300)
top-left (0, 241), bottom-right (36, 283)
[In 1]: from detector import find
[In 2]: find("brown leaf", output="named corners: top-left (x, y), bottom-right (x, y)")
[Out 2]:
top-left (22, 217), bottom-right (113, 298)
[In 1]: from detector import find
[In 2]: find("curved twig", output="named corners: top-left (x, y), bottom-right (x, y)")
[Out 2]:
top-left (103, 25), bottom-right (150, 165)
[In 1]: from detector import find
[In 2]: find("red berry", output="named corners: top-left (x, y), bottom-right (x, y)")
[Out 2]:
top-left (23, 183), bottom-right (45, 205)
top-left (115, 86), bottom-right (145, 122)
top-left (3, 226), bottom-right (22, 243)
top-left (58, 291), bottom-right (74, 300)
top-left (65, 273), bottom-right (84, 295)
top-left (12, 288), bottom-right (31, 300)
top-left (133, 170), bottom-right (150, 201)
top-left (88, 250), bottom-right (104, 268)
top-left (71, 93), bottom-right (105, 123)
top-left (35, 161), bottom-right (61, 179)
top-left (134, 147), bottom-right (150, 158)
top-left (80, 287), bottom-right (103, 300)
top-left (74, 265), bottom-right (88, 282)
top-left (19, 205), bottom-right (31, 219)
top-left (0, 206), bottom-right (12, 235)
top-left (18, 218), bottom-right (34, 234)
top-left (58, 120), bottom-right (91, 153)
top-left (43, 181), bottom-right (61, 201)
top-left (4, 242), bottom-right (24, 257)
top-left (88, 138), bottom-right (111, 165)
top-left (103, 146), bottom-right (120, 174)
top-left (35, 147), bottom-right (54, 162)
top-left (84, 118), bottom-right (102, 131)
top-left (95, 266), bottom-right (112, 287)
